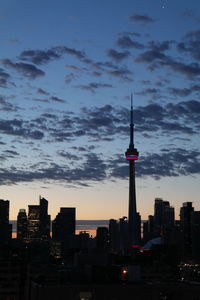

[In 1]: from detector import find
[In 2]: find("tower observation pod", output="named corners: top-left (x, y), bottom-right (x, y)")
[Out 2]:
top-left (125, 94), bottom-right (141, 249)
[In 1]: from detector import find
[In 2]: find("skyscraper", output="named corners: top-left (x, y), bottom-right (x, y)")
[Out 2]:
top-left (180, 202), bottom-right (194, 256)
top-left (39, 196), bottom-right (51, 239)
top-left (154, 198), bottom-right (175, 236)
top-left (27, 196), bottom-right (50, 239)
top-left (17, 209), bottom-right (27, 239)
top-left (0, 199), bottom-right (12, 244)
top-left (125, 95), bottom-right (141, 248)
top-left (52, 207), bottom-right (76, 241)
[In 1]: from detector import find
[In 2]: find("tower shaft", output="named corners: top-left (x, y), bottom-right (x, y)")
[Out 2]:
top-left (125, 95), bottom-right (140, 248)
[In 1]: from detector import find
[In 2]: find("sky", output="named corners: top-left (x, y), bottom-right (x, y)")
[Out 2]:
top-left (0, 0), bottom-right (200, 221)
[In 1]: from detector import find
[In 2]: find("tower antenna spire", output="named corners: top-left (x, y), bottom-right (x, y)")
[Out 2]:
top-left (130, 93), bottom-right (134, 147)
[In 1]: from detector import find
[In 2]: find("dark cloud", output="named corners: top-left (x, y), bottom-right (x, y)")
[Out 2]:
top-left (107, 49), bottom-right (130, 61)
top-left (75, 82), bottom-right (113, 93)
top-left (118, 31), bottom-right (141, 38)
top-left (110, 148), bottom-right (200, 180)
top-left (37, 88), bottom-right (49, 95)
top-left (0, 68), bottom-right (10, 87)
top-left (117, 36), bottom-right (144, 49)
top-left (53, 46), bottom-right (85, 60)
top-left (50, 96), bottom-right (65, 103)
top-left (135, 49), bottom-right (200, 79)
top-left (148, 40), bottom-right (173, 52)
top-left (129, 14), bottom-right (154, 23)
top-left (2, 59), bottom-right (45, 79)
top-left (135, 50), bottom-right (168, 63)
top-left (0, 95), bottom-right (18, 111)
top-left (0, 119), bottom-right (44, 139)
top-left (65, 73), bottom-right (76, 84)
top-left (57, 150), bottom-right (79, 160)
top-left (177, 30), bottom-right (200, 60)
top-left (107, 67), bottom-right (133, 82)
top-left (136, 88), bottom-right (160, 96)
top-left (0, 153), bottom-right (107, 186)
top-left (3, 150), bottom-right (19, 158)
top-left (71, 145), bottom-right (95, 152)
top-left (66, 65), bottom-right (86, 72)
top-left (19, 49), bottom-right (61, 65)
top-left (168, 85), bottom-right (200, 97)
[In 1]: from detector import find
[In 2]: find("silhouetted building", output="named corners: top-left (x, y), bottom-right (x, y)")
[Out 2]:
top-left (180, 202), bottom-right (194, 257)
top-left (125, 95), bottom-right (140, 248)
top-left (109, 219), bottom-right (119, 252)
top-left (154, 198), bottom-right (174, 236)
top-left (17, 209), bottom-right (28, 239)
top-left (96, 227), bottom-right (109, 249)
top-left (27, 196), bottom-right (50, 239)
top-left (191, 211), bottom-right (200, 260)
top-left (28, 205), bottom-right (40, 238)
top-left (52, 207), bottom-right (76, 241)
top-left (143, 215), bottom-right (155, 243)
top-left (0, 199), bottom-right (12, 244)
top-left (39, 196), bottom-right (50, 239)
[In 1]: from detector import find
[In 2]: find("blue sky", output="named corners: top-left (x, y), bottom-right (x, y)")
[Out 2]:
top-left (0, 0), bottom-right (200, 220)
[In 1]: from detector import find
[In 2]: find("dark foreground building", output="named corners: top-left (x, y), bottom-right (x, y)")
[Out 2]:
top-left (29, 282), bottom-right (200, 300)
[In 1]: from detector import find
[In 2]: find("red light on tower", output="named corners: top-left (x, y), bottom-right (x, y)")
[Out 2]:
top-left (126, 154), bottom-right (138, 160)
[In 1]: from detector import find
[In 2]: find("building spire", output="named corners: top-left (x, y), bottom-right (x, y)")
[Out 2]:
top-left (130, 93), bottom-right (134, 148)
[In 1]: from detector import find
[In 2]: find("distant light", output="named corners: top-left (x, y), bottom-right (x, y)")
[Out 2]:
top-left (132, 245), bottom-right (140, 248)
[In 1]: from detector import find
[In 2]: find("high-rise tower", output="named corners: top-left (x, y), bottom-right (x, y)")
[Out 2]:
top-left (125, 95), bottom-right (141, 248)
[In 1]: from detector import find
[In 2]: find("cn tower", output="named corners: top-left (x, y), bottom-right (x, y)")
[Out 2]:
top-left (125, 94), bottom-right (140, 248)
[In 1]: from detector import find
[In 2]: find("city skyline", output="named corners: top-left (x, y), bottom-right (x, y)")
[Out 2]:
top-left (0, 0), bottom-right (200, 220)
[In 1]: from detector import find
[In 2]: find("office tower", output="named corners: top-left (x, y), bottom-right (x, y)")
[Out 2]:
top-left (0, 199), bottom-right (12, 244)
top-left (27, 205), bottom-right (40, 238)
top-left (17, 209), bottom-right (27, 239)
top-left (154, 198), bottom-right (174, 236)
top-left (180, 202), bottom-right (194, 256)
top-left (96, 227), bottom-right (109, 249)
top-left (119, 216), bottom-right (129, 251)
top-left (27, 196), bottom-right (50, 239)
top-left (39, 196), bottom-right (50, 239)
top-left (52, 207), bottom-right (76, 241)
top-left (191, 211), bottom-right (200, 260)
top-left (125, 95), bottom-right (140, 247)
top-left (143, 215), bottom-right (155, 243)
top-left (109, 219), bottom-right (119, 252)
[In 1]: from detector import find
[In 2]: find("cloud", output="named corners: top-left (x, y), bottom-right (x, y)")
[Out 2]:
top-left (168, 85), bottom-right (200, 97)
top-left (37, 88), bottom-right (49, 95)
top-left (0, 95), bottom-right (18, 111)
top-left (177, 30), bottom-right (200, 60)
top-left (66, 65), bottom-right (86, 72)
top-left (109, 148), bottom-right (200, 180)
top-left (107, 49), bottom-right (130, 61)
top-left (148, 40), bottom-right (173, 52)
top-left (117, 36), bottom-right (145, 49)
top-left (0, 68), bottom-right (10, 87)
top-left (75, 82), bottom-right (113, 93)
top-left (129, 14), bottom-right (154, 24)
top-left (53, 46), bottom-right (85, 60)
top-left (2, 147), bottom-right (200, 186)
top-left (3, 150), bottom-right (19, 159)
top-left (0, 153), bottom-right (107, 186)
top-left (0, 119), bottom-right (44, 139)
top-left (135, 49), bottom-right (200, 79)
top-left (50, 96), bottom-right (65, 103)
top-left (19, 49), bottom-right (61, 65)
top-left (2, 59), bottom-right (45, 79)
